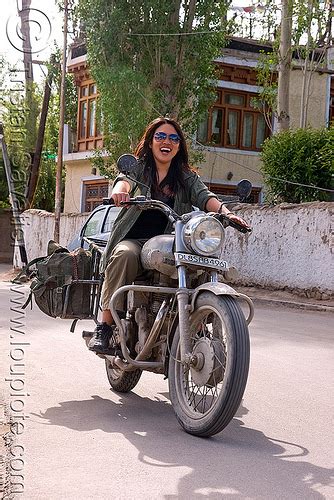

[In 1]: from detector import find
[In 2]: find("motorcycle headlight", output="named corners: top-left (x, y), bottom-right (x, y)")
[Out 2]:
top-left (182, 216), bottom-right (224, 256)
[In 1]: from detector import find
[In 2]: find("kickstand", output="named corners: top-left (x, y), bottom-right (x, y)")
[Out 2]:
top-left (70, 319), bottom-right (78, 333)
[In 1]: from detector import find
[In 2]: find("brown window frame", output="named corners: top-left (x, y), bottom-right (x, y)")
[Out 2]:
top-left (82, 179), bottom-right (109, 212)
top-left (329, 77), bottom-right (334, 124)
top-left (77, 79), bottom-right (103, 152)
top-left (200, 89), bottom-right (271, 152)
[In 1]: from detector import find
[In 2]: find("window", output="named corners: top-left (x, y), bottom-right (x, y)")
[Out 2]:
top-left (103, 208), bottom-right (121, 233)
top-left (83, 207), bottom-right (106, 237)
top-left (83, 180), bottom-right (109, 212)
top-left (78, 80), bottom-right (103, 152)
top-left (198, 90), bottom-right (270, 151)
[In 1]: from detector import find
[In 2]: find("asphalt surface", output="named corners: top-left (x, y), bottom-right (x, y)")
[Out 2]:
top-left (1, 279), bottom-right (333, 499)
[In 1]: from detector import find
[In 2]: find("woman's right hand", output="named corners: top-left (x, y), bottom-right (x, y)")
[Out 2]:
top-left (111, 191), bottom-right (130, 207)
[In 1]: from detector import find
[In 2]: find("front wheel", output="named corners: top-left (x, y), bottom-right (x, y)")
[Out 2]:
top-left (169, 292), bottom-right (250, 437)
top-left (105, 361), bottom-right (142, 393)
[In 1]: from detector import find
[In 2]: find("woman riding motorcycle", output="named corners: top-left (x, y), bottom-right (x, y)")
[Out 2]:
top-left (89, 116), bottom-right (250, 354)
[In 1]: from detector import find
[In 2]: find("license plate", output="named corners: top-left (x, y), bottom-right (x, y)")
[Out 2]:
top-left (175, 252), bottom-right (228, 270)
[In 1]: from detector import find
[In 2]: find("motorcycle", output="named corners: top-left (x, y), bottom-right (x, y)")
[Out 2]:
top-left (83, 154), bottom-right (254, 437)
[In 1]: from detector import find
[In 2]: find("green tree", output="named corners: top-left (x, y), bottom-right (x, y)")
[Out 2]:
top-left (228, 0), bottom-right (280, 40)
top-left (32, 84), bottom-right (62, 212)
top-left (32, 49), bottom-right (77, 212)
top-left (75, 0), bottom-right (231, 174)
top-left (292, 0), bottom-right (332, 128)
top-left (0, 151), bottom-right (9, 209)
top-left (0, 57), bottom-right (10, 208)
top-left (260, 127), bottom-right (333, 203)
top-left (0, 54), bottom-right (77, 212)
top-left (248, 0), bottom-right (332, 131)
top-left (0, 59), bottom-right (38, 209)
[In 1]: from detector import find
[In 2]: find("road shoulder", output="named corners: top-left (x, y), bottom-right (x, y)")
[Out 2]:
top-left (0, 402), bottom-right (11, 499)
top-left (236, 285), bottom-right (334, 313)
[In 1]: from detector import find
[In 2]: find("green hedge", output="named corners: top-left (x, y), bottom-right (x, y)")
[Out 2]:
top-left (260, 127), bottom-right (333, 203)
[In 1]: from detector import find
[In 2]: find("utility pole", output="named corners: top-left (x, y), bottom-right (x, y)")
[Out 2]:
top-left (276, 0), bottom-right (293, 132)
top-left (54, 0), bottom-right (68, 243)
top-left (18, 0), bottom-right (34, 84)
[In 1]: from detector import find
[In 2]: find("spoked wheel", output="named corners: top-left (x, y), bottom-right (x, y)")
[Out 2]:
top-left (169, 292), bottom-right (250, 437)
top-left (105, 361), bottom-right (142, 393)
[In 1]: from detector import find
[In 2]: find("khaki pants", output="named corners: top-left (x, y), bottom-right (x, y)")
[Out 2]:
top-left (101, 239), bottom-right (146, 311)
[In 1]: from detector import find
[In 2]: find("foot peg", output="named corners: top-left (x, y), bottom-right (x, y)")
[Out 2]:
top-left (82, 330), bottom-right (94, 348)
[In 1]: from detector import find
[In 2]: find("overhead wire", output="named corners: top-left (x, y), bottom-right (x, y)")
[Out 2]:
top-left (134, 85), bottom-right (333, 193)
top-left (201, 147), bottom-right (334, 193)
top-left (127, 30), bottom-right (225, 37)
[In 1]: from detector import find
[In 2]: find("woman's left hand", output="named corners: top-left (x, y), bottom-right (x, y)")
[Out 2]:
top-left (226, 213), bottom-right (251, 231)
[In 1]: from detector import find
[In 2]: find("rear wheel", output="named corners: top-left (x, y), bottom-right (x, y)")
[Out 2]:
top-left (169, 292), bottom-right (250, 437)
top-left (105, 361), bottom-right (142, 393)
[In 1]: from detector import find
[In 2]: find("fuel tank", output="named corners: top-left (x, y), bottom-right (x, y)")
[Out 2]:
top-left (141, 235), bottom-right (177, 279)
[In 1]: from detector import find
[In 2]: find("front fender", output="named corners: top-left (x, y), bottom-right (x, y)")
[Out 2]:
top-left (190, 283), bottom-right (254, 325)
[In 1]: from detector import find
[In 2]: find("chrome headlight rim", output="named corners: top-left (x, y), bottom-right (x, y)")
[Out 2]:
top-left (182, 215), bottom-right (224, 256)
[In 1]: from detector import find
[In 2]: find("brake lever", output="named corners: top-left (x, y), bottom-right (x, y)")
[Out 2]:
top-left (102, 195), bottom-right (147, 206)
top-left (102, 197), bottom-right (115, 205)
top-left (218, 214), bottom-right (252, 234)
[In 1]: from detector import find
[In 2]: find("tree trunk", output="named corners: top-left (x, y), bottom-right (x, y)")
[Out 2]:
top-left (158, 0), bottom-right (181, 117)
top-left (24, 67), bottom-right (53, 210)
top-left (317, 0), bottom-right (333, 46)
top-left (173, 0), bottom-right (196, 119)
top-left (177, 0), bottom-right (195, 70)
top-left (276, 0), bottom-right (292, 132)
top-left (299, 0), bottom-right (313, 128)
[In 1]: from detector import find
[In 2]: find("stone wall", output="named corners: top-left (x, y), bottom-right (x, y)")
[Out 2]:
top-left (14, 203), bottom-right (334, 295)
top-left (224, 202), bottom-right (333, 296)
top-left (13, 210), bottom-right (88, 267)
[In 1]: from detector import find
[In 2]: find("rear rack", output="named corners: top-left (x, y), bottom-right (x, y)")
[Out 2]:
top-left (68, 243), bottom-right (103, 332)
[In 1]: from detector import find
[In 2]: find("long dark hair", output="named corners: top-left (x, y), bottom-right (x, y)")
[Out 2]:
top-left (134, 117), bottom-right (191, 195)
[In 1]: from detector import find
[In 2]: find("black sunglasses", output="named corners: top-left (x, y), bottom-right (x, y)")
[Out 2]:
top-left (153, 131), bottom-right (181, 144)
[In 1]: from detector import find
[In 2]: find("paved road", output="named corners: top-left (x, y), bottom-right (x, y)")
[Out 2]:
top-left (1, 282), bottom-right (333, 499)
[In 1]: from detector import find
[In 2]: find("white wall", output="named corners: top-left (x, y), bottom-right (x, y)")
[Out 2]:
top-left (15, 203), bottom-right (334, 294)
top-left (13, 210), bottom-right (88, 267)
top-left (223, 202), bottom-right (333, 294)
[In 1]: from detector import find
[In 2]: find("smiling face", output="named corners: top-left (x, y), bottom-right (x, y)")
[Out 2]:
top-left (150, 123), bottom-right (180, 168)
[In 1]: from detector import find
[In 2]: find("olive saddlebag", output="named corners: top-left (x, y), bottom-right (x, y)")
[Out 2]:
top-left (21, 241), bottom-right (92, 319)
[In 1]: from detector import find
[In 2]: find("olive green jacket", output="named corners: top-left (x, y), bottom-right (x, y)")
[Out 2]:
top-left (100, 164), bottom-right (217, 271)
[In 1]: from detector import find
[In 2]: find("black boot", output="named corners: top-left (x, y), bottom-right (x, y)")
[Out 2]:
top-left (88, 323), bottom-right (114, 354)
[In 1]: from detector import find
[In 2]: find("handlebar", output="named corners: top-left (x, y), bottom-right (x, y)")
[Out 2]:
top-left (102, 196), bottom-right (180, 223)
top-left (102, 196), bottom-right (251, 233)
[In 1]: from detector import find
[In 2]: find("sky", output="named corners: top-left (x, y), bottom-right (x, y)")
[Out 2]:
top-left (0, 0), bottom-right (63, 82)
top-left (0, 0), bottom-right (257, 83)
